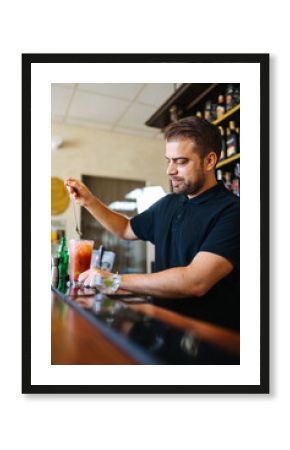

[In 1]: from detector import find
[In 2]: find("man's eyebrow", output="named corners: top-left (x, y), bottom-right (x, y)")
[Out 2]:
top-left (165, 156), bottom-right (189, 161)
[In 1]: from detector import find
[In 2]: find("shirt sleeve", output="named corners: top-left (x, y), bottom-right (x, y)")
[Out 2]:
top-left (130, 204), bottom-right (156, 243)
top-left (199, 202), bottom-right (240, 268)
top-left (130, 195), bottom-right (170, 244)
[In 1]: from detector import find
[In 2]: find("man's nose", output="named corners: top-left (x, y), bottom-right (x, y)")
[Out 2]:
top-left (166, 161), bottom-right (177, 176)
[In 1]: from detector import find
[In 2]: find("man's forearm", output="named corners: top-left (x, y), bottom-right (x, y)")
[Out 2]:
top-left (119, 266), bottom-right (204, 298)
top-left (85, 196), bottom-right (130, 239)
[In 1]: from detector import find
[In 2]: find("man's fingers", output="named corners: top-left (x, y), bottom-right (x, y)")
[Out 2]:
top-left (78, 269), bottom-right (91, 282)
top-left (78, 269), bottom-right (97, 287)
top-left (67, 186), bottom-right (77, 196)
top-left (65, 177), bottom-right (77, 186)
top-left (65, 183), bottom-right (82, 200)
top-left (65, 179), bottom-right (81, 192)
top-left (70, 190), bottom-right (78, 199)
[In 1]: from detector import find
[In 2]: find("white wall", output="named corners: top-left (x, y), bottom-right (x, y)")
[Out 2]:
top-left (51, 121), bottom-right (169, 240)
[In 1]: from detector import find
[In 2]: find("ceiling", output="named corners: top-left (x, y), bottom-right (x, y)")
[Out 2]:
top-left (51, 83), bottom-right (178, 139)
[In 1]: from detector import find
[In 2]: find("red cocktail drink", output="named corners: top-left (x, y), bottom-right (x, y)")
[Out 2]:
top-left (69, 239), bottom-right (94, 284)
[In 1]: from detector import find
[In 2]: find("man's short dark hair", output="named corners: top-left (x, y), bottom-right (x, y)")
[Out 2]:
top-left (164, 116), bottom-right (222, 162)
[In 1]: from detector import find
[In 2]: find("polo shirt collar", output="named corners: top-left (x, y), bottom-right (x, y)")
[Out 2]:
top-left (181, 181), bottom-right (224, 205)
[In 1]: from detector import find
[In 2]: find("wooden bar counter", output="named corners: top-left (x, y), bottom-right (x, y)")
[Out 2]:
top-left (51, 286), bottom-right (240, 365)
top-left (52, 292), bottom-right (139, 364)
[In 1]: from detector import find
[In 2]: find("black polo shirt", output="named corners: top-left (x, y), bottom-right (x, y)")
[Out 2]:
top-left (130, 181), bottom-right (240, 330)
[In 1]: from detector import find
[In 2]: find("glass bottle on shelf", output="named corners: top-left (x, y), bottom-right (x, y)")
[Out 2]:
top-left (234, 162), bottom-right (240, 178)
top-left (233, 85), bottom-right (240, 104)
top-left (232, 163), bottom-right (240, 197)
top-left (216, 169), bottom-right (223, 181)
top-left (226, 121), bottom-right (238, 157)
top-left (218, 126), bottom-right (227, 160)
top-left (225, 128), bottom-right (231, 155)
top-left (224, 172), bottom-right (232, 191)
top-left (216, 94), bottom-right (225, 118)
top-left (211, 102), bottom-right (217, 122)
top-left (169, 105), bottom-right (179, 122)
top-left (204, 100), bottom-right (212, 122)
top-left (235, 126), bottom-right (240, 153)
top-left (232, 178), bottom-right (240, 196)
top-left (225, 84), bottom-right (235, 111)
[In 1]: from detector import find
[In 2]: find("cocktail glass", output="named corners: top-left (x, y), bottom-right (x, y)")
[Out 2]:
top-left (94, 274), bottom-right (115, 293)
top-left (69, 239), bottom-right (94, 286)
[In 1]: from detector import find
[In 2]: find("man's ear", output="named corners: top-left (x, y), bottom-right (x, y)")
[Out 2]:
top-left (204, 152), bottom-right (217, 171)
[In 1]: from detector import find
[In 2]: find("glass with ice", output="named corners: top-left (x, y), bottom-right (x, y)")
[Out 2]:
top-left (69, 239), bottom-right (94, 285)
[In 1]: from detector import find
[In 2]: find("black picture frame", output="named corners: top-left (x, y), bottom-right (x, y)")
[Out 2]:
top-left (22, 53), bottom-right (269, 394)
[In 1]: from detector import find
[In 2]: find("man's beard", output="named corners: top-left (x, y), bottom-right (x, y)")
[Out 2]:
top-left (171, 172), bottom-right (206, 196)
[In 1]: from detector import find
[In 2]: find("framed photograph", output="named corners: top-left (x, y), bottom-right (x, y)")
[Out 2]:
top-left (22, 53), bottom-right (269, 394)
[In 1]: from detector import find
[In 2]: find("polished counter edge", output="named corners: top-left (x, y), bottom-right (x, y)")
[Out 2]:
top-left (51, 287), bottom-right (159, 365)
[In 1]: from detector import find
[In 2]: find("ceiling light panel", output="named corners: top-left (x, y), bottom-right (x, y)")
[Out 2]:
top-left (65, 117), bottom-right (112, 131)
top-left (68, 90), bottom-right (130, 124)
top-left (117, 102), bottom-right (156, 130)
top-left (52, 83), bottom-right (76, 89)
top-left (51, 85), bottom-right (75, 117)
top-left (136, 83), bottom-right (175, 106)
top-left (77, 83), bottom-right (145, 101)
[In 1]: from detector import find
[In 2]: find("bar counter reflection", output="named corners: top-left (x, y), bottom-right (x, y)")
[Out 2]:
top-left (51, 286), bottom-right (240, 365)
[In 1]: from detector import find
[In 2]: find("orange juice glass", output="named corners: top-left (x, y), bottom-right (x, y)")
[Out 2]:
top-left (69, 239), bottom-right (94, 285)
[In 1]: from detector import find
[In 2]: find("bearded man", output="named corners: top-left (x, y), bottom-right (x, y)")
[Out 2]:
top-left (65, 117), bottom-right (240, 330)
